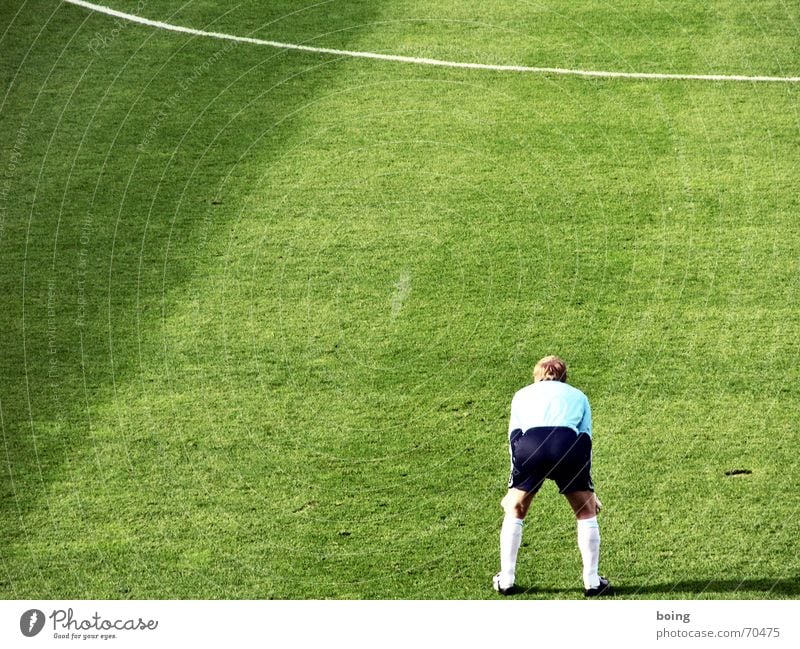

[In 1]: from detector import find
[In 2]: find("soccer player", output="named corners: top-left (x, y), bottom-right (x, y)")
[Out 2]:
top-left (492, 355), bottom-right (612, 597)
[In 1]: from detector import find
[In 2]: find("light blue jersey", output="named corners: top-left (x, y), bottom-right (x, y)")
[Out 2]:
top-left (508, 380), bottom-right (592, 438)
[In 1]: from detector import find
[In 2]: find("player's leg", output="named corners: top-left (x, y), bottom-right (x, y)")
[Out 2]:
top-left (494, 488), bottom-right (534, 593)
top-left (495, 427), bottom-right (550, 594)
top-left (556, 431), bottom-right (612, 596)
top-left (564, 490), bottom-right (600, 520)
top-left (502, 486), bottom-right (535, 519)
top-left (564, 490), bottom-right (610, 596)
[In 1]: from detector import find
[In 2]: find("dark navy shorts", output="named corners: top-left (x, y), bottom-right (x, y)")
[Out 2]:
top-left (508, 426), bottom-right (594, 494)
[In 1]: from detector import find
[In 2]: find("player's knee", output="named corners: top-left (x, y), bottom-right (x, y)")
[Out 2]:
top-left (512, 501), bottom-right (528, 519)
top-left (501, 497), bottom-right (526, 519)
top-left (566, 491), bottom-right (596, 519)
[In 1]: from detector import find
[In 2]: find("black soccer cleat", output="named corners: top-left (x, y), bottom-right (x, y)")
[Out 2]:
top-left (584, 576), bottom-right (613, 597)
top-left (492, 573), bottom-right (515, 596)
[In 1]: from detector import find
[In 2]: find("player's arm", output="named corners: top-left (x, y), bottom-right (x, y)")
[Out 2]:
top-left (508, 395), bottom-right (524, 443)
top-left (578, 394), bottom-right (592, 436)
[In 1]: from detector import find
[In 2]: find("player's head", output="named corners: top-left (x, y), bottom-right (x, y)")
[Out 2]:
top-left (533, 355), bottom-right (567, 383)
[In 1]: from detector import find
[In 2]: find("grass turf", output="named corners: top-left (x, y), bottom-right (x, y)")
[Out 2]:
top-left (1, 0), bottom-right (798, 599)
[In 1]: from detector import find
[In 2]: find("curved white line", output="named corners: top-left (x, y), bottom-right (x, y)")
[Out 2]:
top-left (64, 0), bottom-right (800, 83)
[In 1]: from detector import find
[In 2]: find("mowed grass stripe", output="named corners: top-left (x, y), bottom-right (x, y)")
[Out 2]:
top-left (0, 0), bottom-right (390, 598)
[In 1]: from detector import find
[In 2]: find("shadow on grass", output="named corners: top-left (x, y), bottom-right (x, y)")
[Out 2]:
top-left (0, 0), bottom-right (385, 596)
top-left (514, 577), bottom-right (800, 597)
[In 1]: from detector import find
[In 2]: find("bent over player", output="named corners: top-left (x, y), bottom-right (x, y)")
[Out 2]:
top-left (493, 355), bottom-right (612, 597)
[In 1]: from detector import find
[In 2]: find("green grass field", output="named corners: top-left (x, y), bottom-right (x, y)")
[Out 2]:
top-left (1, 0), bottom-right (798, 599)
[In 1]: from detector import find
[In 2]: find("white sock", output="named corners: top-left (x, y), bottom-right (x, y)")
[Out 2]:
top-left (499, 516), bottom-right (524, 586)
top-left (577, 516), bottom-right (601, 589)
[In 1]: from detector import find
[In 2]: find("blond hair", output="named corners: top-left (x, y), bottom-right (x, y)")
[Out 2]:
top-left (533, 355), bottom-right (568, 383)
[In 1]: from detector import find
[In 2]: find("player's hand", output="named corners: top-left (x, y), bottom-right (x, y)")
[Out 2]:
top-left (595, 495), bottom-right (603, 515)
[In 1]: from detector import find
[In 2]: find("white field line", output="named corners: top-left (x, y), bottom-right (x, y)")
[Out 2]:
top-left (65, 0), bottom-right (800, 83)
